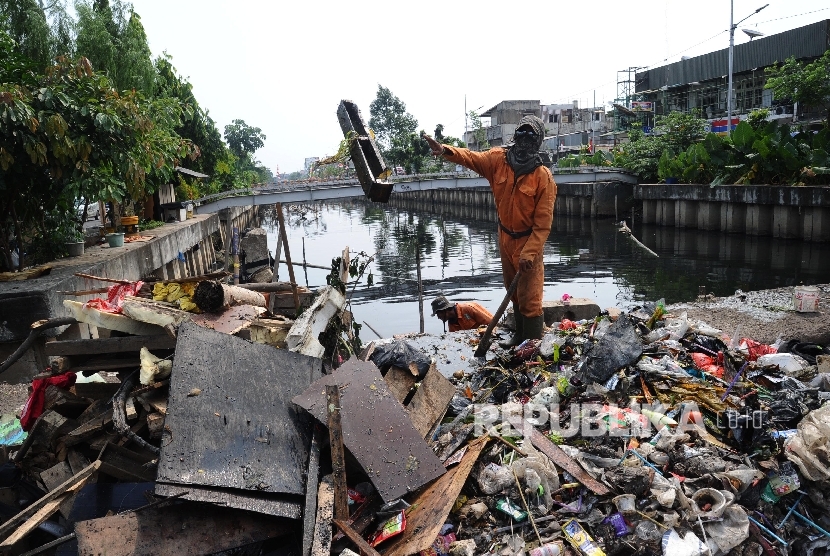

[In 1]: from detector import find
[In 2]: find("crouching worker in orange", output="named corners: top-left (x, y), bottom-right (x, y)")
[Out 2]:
top-left (431, 295), bottom-right (493, 332)
top-left (423, 115), bottom-right (556, 347)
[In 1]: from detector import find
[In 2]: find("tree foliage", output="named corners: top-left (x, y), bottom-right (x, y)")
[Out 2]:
top-left (468, 110), bottom-right (489, 151)
top-left (369, 85), bottom-right (417, 152)
top-left (765, 49), bottom-right (830, 126)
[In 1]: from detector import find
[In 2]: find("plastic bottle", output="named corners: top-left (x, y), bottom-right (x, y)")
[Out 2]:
top-left (529, 543), bottom-right (562, 556)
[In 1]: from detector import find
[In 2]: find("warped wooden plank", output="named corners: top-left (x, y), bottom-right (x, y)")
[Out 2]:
top-left (74, 502), bottom-right (293, 556)
top-left (0, 460), bottom-right (100, 539)
top-left (381, 435), bottom-right (489, 556)
top-left (0, 493), bottom-right (69, 548)
top-left (406, 367), bottom-right (455, 439)
top-left (153, 483), bottom-right (302, 519)
top-left (302, 429), bottom-right (322, 556)
top-left (334, 519), bottom-right (381, 556)
top-left (293, 358), bottom-right (445, 504)
top-left (310, 476), bottom-right (333, 556)
top-left (45, 335), bottom-right (176, 356)
top-left (383, 367), bottom-right (415, 405)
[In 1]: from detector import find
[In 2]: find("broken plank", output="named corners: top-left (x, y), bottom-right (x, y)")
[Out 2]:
top-left (70, 357), bottom-right (140, 373)
top-left (98, 444), bottom-right (156, 482)
top-left (293, 358), bottom-right (445, 504)
top-left (124, 396), bottom-right (137, 420)
top-left (74, 502), bottom-right (293, 556)
top-left (0, 460), bottom-right (100, 539)
top-left (310, 475), bottom-right (333, 556)
top-left (63, 300), bottom-right (165, 336)
top-left (121, 297), bottom-right (192, 330)
top-left (153, 483), bottom-right (302, 519)
top-left (66, 450), bottom-right (91, 476)
top-left (45, 335), bottom-right (176, 356)
top-left (509, 417), bottom-right (611, 496)
top-left (74, 382), bottom-right (121, 400)
top-left (334, 519), bottom-right (381, 556)
top-left (302, 429), bottom-right (322, 556)
top-left (146, 413), bottom-right (164, 439)
top-left (0, 493), bottom-right (70, 548)
top-left (326, 385), bottom-right (349, 522)
top-left (380, 435), bottom-right (489, 556)
top-left (406, 367), bottom-right (455, 440)
top-left (383, 366), bottom-right (416, 405)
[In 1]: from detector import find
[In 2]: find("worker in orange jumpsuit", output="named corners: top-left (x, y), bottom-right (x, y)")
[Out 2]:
top-left (431, 295), bottom-right (494, 332)
top-left (423, 115), bottom-right (556, 346)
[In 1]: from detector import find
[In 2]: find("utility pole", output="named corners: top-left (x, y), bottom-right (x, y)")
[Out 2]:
top-left (728, 2), bottom-right (768, 135)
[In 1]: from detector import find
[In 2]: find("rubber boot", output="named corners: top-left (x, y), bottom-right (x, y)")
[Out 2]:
top-left (499, 303), bottom-right (523, 348)
top-left (523, 314), bottom-right (545, 341)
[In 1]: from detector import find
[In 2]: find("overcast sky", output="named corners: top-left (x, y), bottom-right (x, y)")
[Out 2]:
top-left (129, 0), bottom-right (829, 173)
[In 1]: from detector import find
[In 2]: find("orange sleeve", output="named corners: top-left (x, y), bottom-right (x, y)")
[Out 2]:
top-left (520, 170), bottom-right (556, 262)
top-left (442, 146), bottom-right (498, 182)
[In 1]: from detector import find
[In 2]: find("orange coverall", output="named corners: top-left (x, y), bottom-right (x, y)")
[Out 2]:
top-left (448, 302), bottom-right (494, 332)
top-left (442, 147), bottom-right (556, 317)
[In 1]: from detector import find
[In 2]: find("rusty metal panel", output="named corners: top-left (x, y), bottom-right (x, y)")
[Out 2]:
top-left (156, 322), bottom-right (323, 499)
top-left (292, 358), bottom-right (445, 503)
top-left (337, 100), bottom-right (393, 203)
top-left (74, 502), bottom-right (293, 556)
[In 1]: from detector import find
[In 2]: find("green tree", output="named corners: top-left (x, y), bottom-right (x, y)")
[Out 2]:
top-left (0, 54), bottom-right (194, 269)
top-left (0, 0), bottom-right (52, 70)
top-left (765, 49), bottom-right (830, 126)
top-left (75, 0), bottom-right (154, 95)
top-left (368, 85), bottom-right (417, 152)
top-left (224, 119), bottom-right (265, 159)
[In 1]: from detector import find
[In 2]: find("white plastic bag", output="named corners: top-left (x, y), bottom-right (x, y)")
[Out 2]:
top-left (785, 404), bottom-right (830, 481)
top-left (757, 353), bottom-right (809, 375)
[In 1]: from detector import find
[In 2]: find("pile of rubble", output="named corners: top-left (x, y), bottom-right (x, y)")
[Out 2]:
top-left (2, 272), bottom-right (830, 556)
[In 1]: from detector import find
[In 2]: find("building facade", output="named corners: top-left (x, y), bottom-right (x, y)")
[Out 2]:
top-left (633, 19), bottom-right (830, 131)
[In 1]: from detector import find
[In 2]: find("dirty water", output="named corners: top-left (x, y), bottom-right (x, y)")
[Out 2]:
top-left (261, 201), bottom-right (830, 340)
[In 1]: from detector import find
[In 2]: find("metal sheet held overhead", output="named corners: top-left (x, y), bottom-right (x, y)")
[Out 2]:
top-left (292, 358), bottom-right (446, 503)
top-left (337, 100), bottom-right (393, 203)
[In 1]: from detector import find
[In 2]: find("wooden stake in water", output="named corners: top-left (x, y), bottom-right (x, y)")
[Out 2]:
top-left (302, 237), bottom-right (309, 287)
top-left (276, 203), bottom-right (300, 314)
top-left (416, 245), bottom-right (424, 333)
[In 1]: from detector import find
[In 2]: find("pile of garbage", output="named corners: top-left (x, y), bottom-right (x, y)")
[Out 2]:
top-left (2, 286), bottom-right (830, 556)
top-left (421, 301), bottom-right (830, 556)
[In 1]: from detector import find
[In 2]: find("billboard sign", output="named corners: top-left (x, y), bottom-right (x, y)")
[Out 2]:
top-left (631, 101), bottom-right (653, 112)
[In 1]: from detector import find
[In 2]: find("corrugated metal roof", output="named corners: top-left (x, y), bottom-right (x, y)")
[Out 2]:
top-left (636, 19), bottom-right (830, 92)
top-left (175, 166), bottom-right (210, 178)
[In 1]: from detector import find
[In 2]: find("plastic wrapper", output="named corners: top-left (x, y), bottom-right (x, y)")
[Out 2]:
top-left (785, 404), bottom-right (830, 481)
top-left (703, 505), bottom-right (749, 556)
top-left (757, 352), bottom-right (808, 375)
top-left (84, 280), bottom-right (143, 313)
top-left (477, 463), bottom-right (513, 495)
top-left (495, 498), bottom-right (527, 521)
top-left (539, 333), bottom-right (567, 358)
top-left (370, 511), bottom-right (406, 547)
top-left (562, 518), bottom-right (606, 556)
top-left (661, 529), bottom-right (706, 556)
top-left (370, 340), bottom-right (432, 379)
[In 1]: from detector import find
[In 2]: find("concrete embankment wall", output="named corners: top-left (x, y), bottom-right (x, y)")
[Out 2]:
top-left (386, 181), bottom-right (635, 222)
top-left (637, 184), bottom-right (830, 242)
top-left (0, 206), bottom-right (258, 346)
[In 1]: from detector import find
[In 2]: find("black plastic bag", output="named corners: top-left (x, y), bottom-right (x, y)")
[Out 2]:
top-left (579, 316), bottom-right (642, 384)
top-left (369, 340), bottom-right (432, 379)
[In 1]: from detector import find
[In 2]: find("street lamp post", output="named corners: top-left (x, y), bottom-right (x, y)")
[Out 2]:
top-left (727, 1), bottom-right (768, 134)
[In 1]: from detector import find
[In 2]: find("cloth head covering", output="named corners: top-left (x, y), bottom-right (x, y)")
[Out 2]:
top-left (431, 295), bottom-right (453, 316)
top-left (506, 115), bottom-right (546, 177)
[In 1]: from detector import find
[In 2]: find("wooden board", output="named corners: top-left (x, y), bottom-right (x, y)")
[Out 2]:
top-left (45, 335), bottom-right (176, 356)
top-left (380, 435), bottom-right (489, 556)
top-left (74, 502), bottom-right (293, 556)
top-left (406, 367), bottom-right (455, 439)
top-left (302, 429), bottom-right (322, 556)
top-left (383, 367), bottom-right (416, 405)
top-left (153, 483), bottom-right (302, 519)
top-left (156, 321), bottom-right (323, 499)
top-left (292, 358), bottom-right (445, 504)
top-left (310, 475), bottom-right (333, 556)
top-left (190, 304), bottom-right (261, 335)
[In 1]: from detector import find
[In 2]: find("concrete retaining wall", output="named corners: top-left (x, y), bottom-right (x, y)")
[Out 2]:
top-left (385, 181), bottom-right (634, 222)
top-left (636, 184), bottom-right (830, 242)
top-left (0, 206), bottom-right (258, 343)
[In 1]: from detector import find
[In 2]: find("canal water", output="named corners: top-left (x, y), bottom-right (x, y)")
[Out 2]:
top-left (262, 201), bottom-right (830, 340)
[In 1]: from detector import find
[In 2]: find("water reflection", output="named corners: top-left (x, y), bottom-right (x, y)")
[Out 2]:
top-left (261, 202), bottom-right (830, 339)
